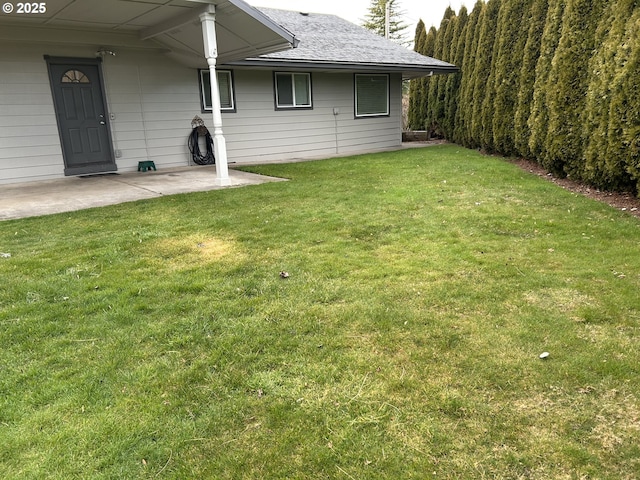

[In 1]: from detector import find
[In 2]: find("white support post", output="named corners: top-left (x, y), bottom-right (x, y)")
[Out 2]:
top-left (200, 7), bottom-right (231, 186)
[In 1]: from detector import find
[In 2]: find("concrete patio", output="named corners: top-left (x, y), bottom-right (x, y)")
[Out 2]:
top-left (0, 143), bottom-right (443, 222)
top-left (0, 166), bottom-right (286, 221)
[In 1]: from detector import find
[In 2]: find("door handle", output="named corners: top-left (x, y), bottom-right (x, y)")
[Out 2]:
top-left (100, 121), bottom-right (106, 125)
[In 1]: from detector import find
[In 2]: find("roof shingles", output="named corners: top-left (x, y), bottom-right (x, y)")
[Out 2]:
top-left (235, 8), bottom-right (456, 77)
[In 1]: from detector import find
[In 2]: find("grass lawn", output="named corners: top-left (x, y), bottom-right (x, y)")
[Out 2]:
top-left (1, 145), bottom-right (639, 479)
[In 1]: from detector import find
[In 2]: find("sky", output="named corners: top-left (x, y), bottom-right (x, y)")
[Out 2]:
top-left (247, 0), bottom-right (468, 35)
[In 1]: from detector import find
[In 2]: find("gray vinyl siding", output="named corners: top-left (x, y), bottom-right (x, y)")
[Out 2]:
top-left (0, 39), bottom-right (402, 185)
top-left (223, 70), bottom-right (402, 164)
top-left (103, 51), bottom-right (201, 172)
top-left (0, 46), bottom-right (64, 184)
top-left (0, 44), bottom-right (201, 184)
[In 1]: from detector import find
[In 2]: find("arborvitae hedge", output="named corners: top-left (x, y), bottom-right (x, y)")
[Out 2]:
top-left (423, 26), bottom-right (437, 57)
top-left (606, 6), bottom-right (640, 188)
top-left (469, 0), bottom-right (498, 148)
top-left (545, 0), bottom-right (606, 178)
top-left (583, 0), bottom-right (638, 189)
top-left (407, 20), bottom-right (427, 130)
top-left (410, 0), bottom-right (640, 194)
top-left (426, 8), bottom-right (455, 137)
top-left (514, 0), bottom-right (548, 158)
top-left (479, 0), bottom-right (503, 151)
top-left (443, 7), bottom-right (468, 139)
top-left (491, 0), bottom-right (532, 156)
top-left (527, 0), bottom-right (565, 167)
top-left (418, 27), bottom-right (438, 129)
top-left (453, 0), bottom-right (484, 146)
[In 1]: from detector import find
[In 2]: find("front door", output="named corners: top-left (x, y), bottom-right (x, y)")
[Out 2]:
top-left (46, 57), bottom-right (117, 176)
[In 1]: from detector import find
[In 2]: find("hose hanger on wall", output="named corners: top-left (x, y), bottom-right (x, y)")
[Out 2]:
top-left (188, 116), bottom-right (215, 165)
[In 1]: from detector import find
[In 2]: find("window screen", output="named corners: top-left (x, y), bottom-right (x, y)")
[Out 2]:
top-left (275, 72), bottom-right (312, 108)
top-left (199, 70), bottom-right (234, 112)
top-left (355, 74), bottom-right (389, 117)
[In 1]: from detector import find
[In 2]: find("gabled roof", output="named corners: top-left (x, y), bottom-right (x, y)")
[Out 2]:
top-left (226, 8), bottom-right (457, 79)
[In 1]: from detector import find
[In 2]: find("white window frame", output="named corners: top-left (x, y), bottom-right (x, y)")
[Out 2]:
top-left (199, 69), bottom-right (235, 113)
top-left (274, 72), bottom-right (312, 109)
top-left (354, 74), bottom-right (390, 118)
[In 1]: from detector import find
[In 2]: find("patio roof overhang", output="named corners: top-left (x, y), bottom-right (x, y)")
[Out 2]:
top-left (0, 0), bottom-right (298, 65)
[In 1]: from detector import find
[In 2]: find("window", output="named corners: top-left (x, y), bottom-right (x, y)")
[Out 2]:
top-left (199, 69), bottom-right (235, 112)
top-left (355, 74), bottom-right (389, 117)
top-left (274, 72), bottom-right (312, 109)
top-left (62, 69), bottom-right (90, 83)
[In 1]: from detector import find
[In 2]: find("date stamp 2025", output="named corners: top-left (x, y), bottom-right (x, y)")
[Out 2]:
top-left (2, 2), bottom-right (47, 14)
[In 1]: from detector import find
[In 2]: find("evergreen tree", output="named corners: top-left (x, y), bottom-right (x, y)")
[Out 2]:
top-left (454, 0), bottom-right (485, 146)
top-left (418, 27), bottom-right (438, 129)
top-left (362, 0), bottom-right (409, 44)
top-left (468, 0), bottom-right (496, 148)
top-left (433, 11), bottom-right (458, 137)
top-left (528, 0), bottom-right (566, 167)
top-left (514, 0), bottom-right (548, 158)
top-left (491, 0), bottom-right (533, 156)
top-left (426, 8), bottom-right (455, 137)
top-left (605, 5), bottom-right (640, 192)
top-left (422, 25), bottom-right (437, 57)
top-left (474, 0), bottom-right (501, 151)
top-left (408, 0), bottom-right (638, 192)
top-left (443, 7), bottom-right (469, 140)
top-left (407, 20), bottom-right (427, 129)
top-left (583, 0), bottom-right (637, 189)
top-left (544, 0), bottom-right (606, 178)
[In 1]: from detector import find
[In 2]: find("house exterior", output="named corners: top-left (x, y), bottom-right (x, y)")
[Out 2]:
top-left (0, 0), bottom-right (456, 186)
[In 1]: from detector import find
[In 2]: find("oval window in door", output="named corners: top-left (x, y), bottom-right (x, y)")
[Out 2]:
top-left (61, 69), bottom-right (90, 83)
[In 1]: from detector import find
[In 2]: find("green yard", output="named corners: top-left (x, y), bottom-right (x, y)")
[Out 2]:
top-left (1, 145), bottom-right (639, 478)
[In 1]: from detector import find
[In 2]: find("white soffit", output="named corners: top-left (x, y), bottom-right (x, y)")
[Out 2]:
top-left (0, 0), bottom-right (296, 63)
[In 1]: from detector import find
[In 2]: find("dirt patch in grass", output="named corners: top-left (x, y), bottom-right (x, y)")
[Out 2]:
top-left (523, 288), bottom-right (595, 320)
top-left (510, 157), bottom-right (640, 219)
top-left (149, 235), bottom-right (241, 270)
top-left (591, 389), bottom-right (640, 452)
